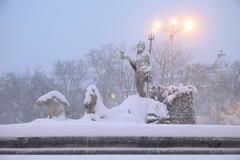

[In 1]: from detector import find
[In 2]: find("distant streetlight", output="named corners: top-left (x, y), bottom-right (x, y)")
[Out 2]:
top-left (111, 92), bottom-right (117, 100)
top-left (152, 18), bottom-right (194, 47)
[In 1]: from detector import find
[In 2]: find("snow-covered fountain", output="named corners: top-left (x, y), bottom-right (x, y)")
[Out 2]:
top-left (0, 85), bottom-right (240, 155)
top-left (81, 84), bottom-right (196, 125)
top-left (82, 84), bottom-right (169, 124)
top-left (0, 41), bottom-right (239, 155)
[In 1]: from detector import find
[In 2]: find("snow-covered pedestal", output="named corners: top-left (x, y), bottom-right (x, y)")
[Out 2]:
top-left (0, 120), bottom-right (240, 154)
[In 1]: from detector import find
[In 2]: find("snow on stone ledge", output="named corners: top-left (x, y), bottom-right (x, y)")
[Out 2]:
top-left (0, 118), bottom-right (240, 138)
top-left (37, 90), bottom-right (70, 106)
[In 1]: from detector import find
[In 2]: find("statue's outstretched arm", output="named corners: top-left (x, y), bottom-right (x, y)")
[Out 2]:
top-left (120, 51), bottom-right (137, 71)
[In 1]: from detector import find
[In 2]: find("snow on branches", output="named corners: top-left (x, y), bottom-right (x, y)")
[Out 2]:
top-left (150, 85), bottom-right (197, 124)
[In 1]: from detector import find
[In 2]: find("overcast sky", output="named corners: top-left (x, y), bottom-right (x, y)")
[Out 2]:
top-left (0, 0), bottom-right (240, 73)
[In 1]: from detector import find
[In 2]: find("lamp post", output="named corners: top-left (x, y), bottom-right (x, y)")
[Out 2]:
top-left (148, 33), bottom-right (154, 54)
top-left (152, 19), bottom-right (194, 48)
top-left (149, 18), bottom-right (194, 85)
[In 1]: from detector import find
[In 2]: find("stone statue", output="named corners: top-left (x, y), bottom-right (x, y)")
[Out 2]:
top-left (37, 90), bottom-right (71, 119)
top-left (83, 84), bottom-right (108, 119)
top-left (121, 41), bottom-right (151, 97)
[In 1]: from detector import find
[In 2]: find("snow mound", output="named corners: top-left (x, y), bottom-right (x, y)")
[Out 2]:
top-left (147, 101), bottom-right (169, 118)
top-left (37, 90), bottom-right (69, 106)
top-left (114, 95), bottom-right (151, 123)
top-left (83, 85), bottom-right (169, 124)
top-left (108, 95), bottom-right (168, 123)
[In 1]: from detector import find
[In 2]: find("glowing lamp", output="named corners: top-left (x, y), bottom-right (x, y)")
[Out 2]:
top-left (111, 92), bottom-right (116, 100)
top-left (154, 21), bottom-right (162, 29)
top-left (183, 20), bottom-right (193, 32)
top-left (171, 19), bottom-right (178, 25)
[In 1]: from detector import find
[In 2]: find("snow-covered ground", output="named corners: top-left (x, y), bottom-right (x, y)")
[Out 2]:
top-left (1, 155), bottom-right (240, 160)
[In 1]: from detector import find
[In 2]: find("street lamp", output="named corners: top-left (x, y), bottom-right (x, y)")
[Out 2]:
top-left (152, 18), bottom-right (194, 47)
top-left (148, 33), bottom-right (154, 54)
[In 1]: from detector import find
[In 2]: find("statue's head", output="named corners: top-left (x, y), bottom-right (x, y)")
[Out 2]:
top-left (83, 84), bottom-right (104, 114)
top-left (137, 41), bottom-right (145, 54)
top-left (83, 84), bottom-right (103, 105)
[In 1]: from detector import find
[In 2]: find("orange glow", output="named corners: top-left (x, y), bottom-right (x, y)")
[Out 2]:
top-left (151, 28), bottom-right (158, 34)
top-left (171, 18), bottom-right (178, 25)
top-left (111, 92), bottom-right (116, 100)
top-left (183, 20), bottom-right (194, 32)
top-left (153, 21), bottom-right (162, 30)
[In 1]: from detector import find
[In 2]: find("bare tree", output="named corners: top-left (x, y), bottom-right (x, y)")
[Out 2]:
top-left (53, 59), bottom-right (87, 116)
top-left (0, 68), bottom-right (53, 124)
top-left (151, 43), bottom-right (190, 85)
top-left (86, 45), bottom-right (135, 106)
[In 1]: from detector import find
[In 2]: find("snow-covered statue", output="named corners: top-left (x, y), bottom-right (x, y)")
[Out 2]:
top-left (120, 41), bottom-right (151, 97)
top-left (37, 90), bottom-right (71, 119)
top-left (150, 85), bottom-right (197, 124)
top-left (83, 85), bottom-right (108, 119)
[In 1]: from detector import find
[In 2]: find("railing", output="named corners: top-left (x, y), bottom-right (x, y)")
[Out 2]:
top-left (0, 136), bottom-right (240, 154)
